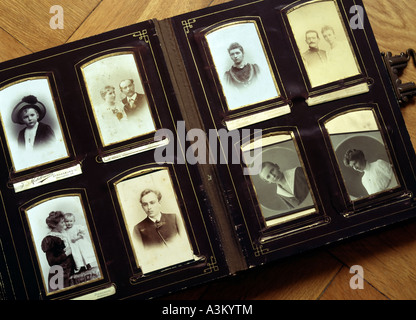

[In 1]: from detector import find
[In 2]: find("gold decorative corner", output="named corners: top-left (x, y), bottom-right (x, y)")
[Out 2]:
top-left (203, 256), bottom-right (219, 273)
top-left (182, 19), bottom-right (197, 34)
top-left (133, 30), bottom-right (150, 43)
top-left (253, 243), bottom-right (269, 257)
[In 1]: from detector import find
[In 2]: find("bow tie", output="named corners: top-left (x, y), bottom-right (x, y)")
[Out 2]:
top-left (155, 220), bottom-right (164, 228)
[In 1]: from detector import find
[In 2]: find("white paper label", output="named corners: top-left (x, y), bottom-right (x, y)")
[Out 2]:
top-left (13, 164), bottom-right (82, 193)
top-left (102, 138), bottom-right (170, 163)
top-left (225, 104), bottom-right (291, 131)
top-left (71, 284), bottom-right (116, 300)
top-left (306, 83), bottom-right (369, 106)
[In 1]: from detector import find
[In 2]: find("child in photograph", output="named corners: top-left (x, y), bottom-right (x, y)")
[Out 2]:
top-left (11, 95), bottom-right (56, 152)
top-left (64, 212), bottom-right (95, 274)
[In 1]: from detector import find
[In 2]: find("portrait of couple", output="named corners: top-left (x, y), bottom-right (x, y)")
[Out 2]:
top-left (81, 52), bottom-right (155, 146)
top-left (287, 0), bottom-right (361, 87)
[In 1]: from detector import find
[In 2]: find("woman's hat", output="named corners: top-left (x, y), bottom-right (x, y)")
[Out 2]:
top-left (11, 95), bottom-right (46, 124)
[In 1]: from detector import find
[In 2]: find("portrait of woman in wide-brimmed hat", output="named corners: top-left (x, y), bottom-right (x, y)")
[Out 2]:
top-left (11, 95), bottom-right (56, 151)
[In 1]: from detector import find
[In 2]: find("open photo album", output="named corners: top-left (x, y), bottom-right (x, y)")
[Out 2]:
top-left (1, 0), bottom-right (416, 300)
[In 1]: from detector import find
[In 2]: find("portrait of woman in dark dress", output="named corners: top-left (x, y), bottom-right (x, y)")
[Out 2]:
top-left (41, 211), bottom-right (75, 292)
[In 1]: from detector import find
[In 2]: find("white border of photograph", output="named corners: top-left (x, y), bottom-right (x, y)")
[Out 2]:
top-left (242, 133), bottom-right (316, 227)
top-left (325, 109), bottom-right (400, 200)
top-left (25, 194), bottom-right (102, 296)
top-left (0, 77), bottom-right (69, 172)
top-left (287, 0), bottom-right (361, 88)
top-left (205, 20), bottom-right (280, 110)
top-left (114, 169), bottom-right (195, 274)
top-left (81, 52), bottom-right (156, 146)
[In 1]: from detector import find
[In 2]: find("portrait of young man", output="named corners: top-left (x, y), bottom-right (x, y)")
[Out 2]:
top-left (243, 134), bottom-right (316, 226)
top-left (115, 170), bottom-right (195, 274)
top-left (258, 161), bottom-right (310, 210)
top-left (134, 188), bottom-right (186, 249)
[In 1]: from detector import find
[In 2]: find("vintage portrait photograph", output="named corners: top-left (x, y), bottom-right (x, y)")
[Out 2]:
top-left (25, 195), bottom-right (102, 295)
top-left (81, 52), bottom-right (156, 146)
top-left (242, 133), bottom-right (315, 227)
top-left (114, 169), bottom-right (194, 274)
top-left (325, 109), bottom-right (399, 200)
top-left (0, 77), bottom-right (69, 172)
top-left (204, 20), bottom-right (280, 110)
top-left (286, 0), bottom-right (361, 88)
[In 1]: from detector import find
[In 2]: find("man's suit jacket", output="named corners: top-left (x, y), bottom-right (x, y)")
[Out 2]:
top-left (302, 48), bottom-right (327, 68)
top-left (134, 213), bottom-right (181, 249)
top-left (122, 93), bottom-right (147, 119)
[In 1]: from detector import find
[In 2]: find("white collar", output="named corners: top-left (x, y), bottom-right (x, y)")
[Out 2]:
top-left (148, 213), bottom-right (162, 223)
top-left (128, 93), bottom-right (137, 101)
top-left (276, 168), bottom-right (297, 197)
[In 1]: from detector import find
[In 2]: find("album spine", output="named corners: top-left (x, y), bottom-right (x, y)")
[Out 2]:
top-left (153, 18), bottom-right (248, 275)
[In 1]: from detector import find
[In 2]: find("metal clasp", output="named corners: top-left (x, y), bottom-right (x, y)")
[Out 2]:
top-left (382, 49), bottom-right (416, 105)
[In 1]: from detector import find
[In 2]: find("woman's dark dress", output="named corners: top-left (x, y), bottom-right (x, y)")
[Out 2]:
top-left (41, 234), bottom-right (75, 292)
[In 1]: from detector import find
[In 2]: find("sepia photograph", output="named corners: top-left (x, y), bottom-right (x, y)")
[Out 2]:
top-left (81, 52), bottom-right (156, 146)
top-left (286, 0), bottom-right (361, 88)
top-left (325, 109), bottom-right (399, 200)
top-left (114, 169), bottom-right (194, 274)
top-left (204, 20), bottom-right (280, 110)
top-left (25, 195), bottom-right (102, 295)
top-left (242, 133), bottom-right (315, 226)
top-left (0, 77), bottom-right (69, 172)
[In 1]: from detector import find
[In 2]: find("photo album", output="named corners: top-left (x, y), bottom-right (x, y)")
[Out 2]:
top-left (1, 0), bottom-right (416, 300)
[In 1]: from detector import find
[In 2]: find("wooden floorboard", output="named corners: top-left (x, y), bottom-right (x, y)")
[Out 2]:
top-left (0, 0), bottom-right (100, 52)
top-left (162, 250), bottom-right (343, 300)
top-left (319, 266), bottom-right (388, 300)
top-left (328, 221), bottom-right (416, 300)
top-left (0, 0), bottom-right (416, 300)
top-left (0, 28), bottom-right (31, 62)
